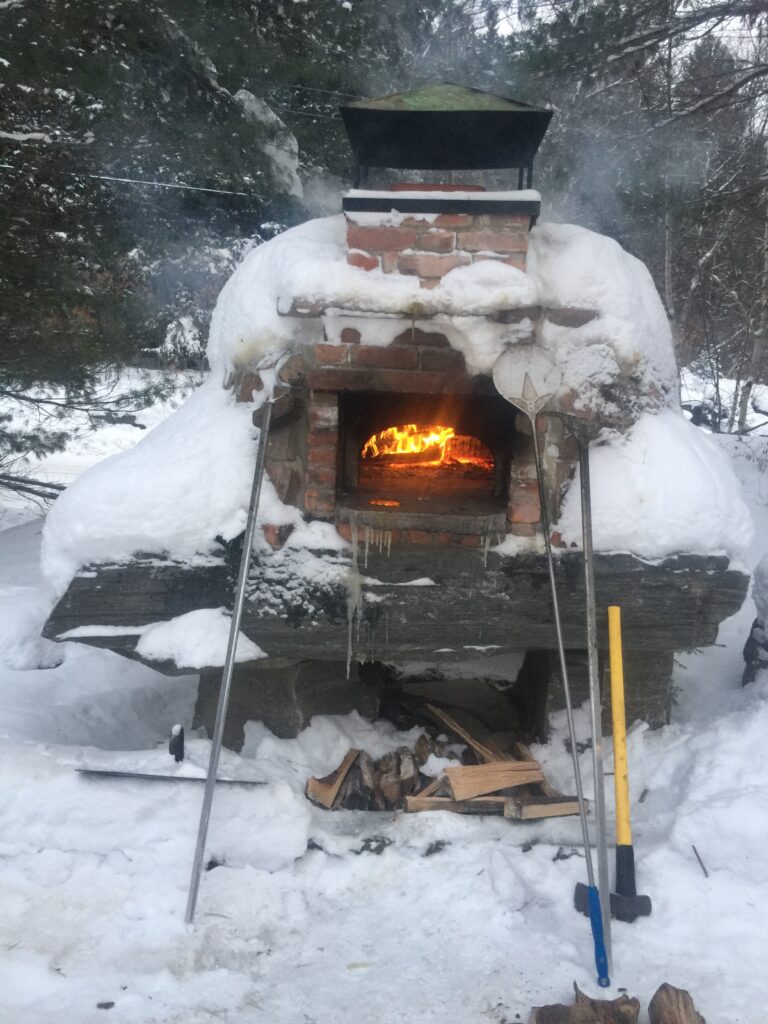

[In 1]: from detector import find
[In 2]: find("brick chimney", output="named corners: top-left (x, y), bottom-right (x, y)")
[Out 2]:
top-left (344, 186), bottom-right (536, 288)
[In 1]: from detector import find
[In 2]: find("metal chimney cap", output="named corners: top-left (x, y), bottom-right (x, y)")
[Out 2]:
top-left (341, 83), bottom-right (553, 172)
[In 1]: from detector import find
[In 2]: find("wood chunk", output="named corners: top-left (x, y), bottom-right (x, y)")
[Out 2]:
top-left (414, 732), bottom-right (434, 766)
top-left (374, 751), bottom-right (403, 808)
top-left (398, 749), bottom-right (419, 796)
top-left (414, 777), bottom-right (443, 798)
top-left (405, 793), bottom-right (511, 816)
top-left (426, 704), bottom-right (511, 763)
top-left (531, 983), bottom-right (640, 1023)
top-left (305, 749), bottom-right (360, 809)
top-left (446, 761), bottom-right (543, 801)
top-left (509, 793), bottom-right (581, 820)
top-left (648, 984), bottom-right (706, 1024)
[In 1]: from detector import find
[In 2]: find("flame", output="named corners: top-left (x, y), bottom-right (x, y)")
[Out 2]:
top-left (362, 423), bottom-right (455, 462)
top-left (361, 423), bottom-right (493, 470)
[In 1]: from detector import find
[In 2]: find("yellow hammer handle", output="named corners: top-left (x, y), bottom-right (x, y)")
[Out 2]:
top-left (608, 606), bottom-right (632, 846)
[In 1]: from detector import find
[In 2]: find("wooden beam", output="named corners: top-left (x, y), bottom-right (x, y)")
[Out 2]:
top-left (404, 793), bottom-right (511, 816)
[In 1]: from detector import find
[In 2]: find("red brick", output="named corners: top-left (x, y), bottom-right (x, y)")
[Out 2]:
top-left (305, 491), bottom-right (334, 518)
top-left (314, 343), bottom-right (348, 366)
top-left (473, 214), bottom-right (531, 231)
top-left (237, 372), bottom-right (263, 402)
top-left (309, 401), bottom-right (338, 429)
top-left (434, 213), bottom-right (472, 228)
top-left (381, 250), bottom-right (400, 273)
top-left (415, 229), bottom-right (455, 253)
top-left (398, 252), bottom-right (471, 277)
top-left (365, 369), bottom-right (447, 393)
top-left (350, 345), bottom-right (419, 370)
top-left (340, 326), bottom-right (361, 345)
top-left (306, 465), bottom-right (337, 487)
top-left (276, 355), bottom-right (305, 385)
top-left (392, 327), bottom-right (450, 348)
top-left (507, 522), bottom-right (536, 538)
top-left (307, 428), bottom-right (338, 449)
top-left (347, 224), bottom-right (419, 252)
top-left (400, 215), bottom-right (433, 226)
top-left (460, 230), bottom-right (528, 253)
top-left (307, 447), bottom-right (337, 467)
top-left (550, 530), bottom-right (565, 548)
top-left (459, 534), bottom-right (482, 548)
top-left (309, 367), bottom-right (369, 391)
top-left (406, 529), bottom-right (434, 545)
top-left (336, 522), bottom-right (353, 542)
top-left (509, 499), bottom-right (541, 524)
top-left (262, 523), bottom-right (294, 550)
top-left (347, 249), bottom-right (379, 272)
top-left (419, 347), bottom-right (465, 372)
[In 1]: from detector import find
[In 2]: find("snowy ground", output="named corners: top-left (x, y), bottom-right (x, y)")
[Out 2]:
top-left (1, 394), bottom-right (767, 1022)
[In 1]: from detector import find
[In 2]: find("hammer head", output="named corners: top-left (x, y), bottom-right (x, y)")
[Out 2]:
top-left (574, 881), bottom-right (652, 924)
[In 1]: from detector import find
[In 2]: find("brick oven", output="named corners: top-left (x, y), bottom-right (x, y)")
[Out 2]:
top-left (258, 184), bottom-right (550, 552)
top-left (43, 85), bottom-right (750, 749)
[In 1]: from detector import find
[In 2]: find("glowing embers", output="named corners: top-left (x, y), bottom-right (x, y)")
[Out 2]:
top-left (359, 423), bottom-right (494, 493)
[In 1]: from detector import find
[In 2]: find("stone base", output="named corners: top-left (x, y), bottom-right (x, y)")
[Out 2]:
top-left (548, 649), bottom-right (675, 731)
top-left (193, 659), bottom-right (380, 751)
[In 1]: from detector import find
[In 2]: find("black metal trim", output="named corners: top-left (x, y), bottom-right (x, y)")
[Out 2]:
top-left (342, 196), bottom-right (541, 217)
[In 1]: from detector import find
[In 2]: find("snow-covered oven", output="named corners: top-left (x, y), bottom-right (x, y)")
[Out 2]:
top-left (42, 85), bottom-right (752, 750)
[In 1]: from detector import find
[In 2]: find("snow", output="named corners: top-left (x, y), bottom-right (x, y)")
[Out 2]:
top-left (1, 428), bottom-right (768, 1021)
top-left (528, 222), bottom-right (679, 406)
top-left (554, 410), bottom-right (753, 561)
top-left (206, 213), bottom-right (677, 412)
top-left (135, 608), bottom-right (266, 668)
top-left (41, 379), bottom-right (260, 595)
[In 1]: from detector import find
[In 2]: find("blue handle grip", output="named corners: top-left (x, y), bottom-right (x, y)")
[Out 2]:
top-left (587, 885), bottom-right (611, 988)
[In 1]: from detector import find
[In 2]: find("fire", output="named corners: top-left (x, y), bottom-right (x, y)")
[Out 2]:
top-left (362, 423), bottom-right (454, 462)
top-left (361, 423), bottom-right (493, 470)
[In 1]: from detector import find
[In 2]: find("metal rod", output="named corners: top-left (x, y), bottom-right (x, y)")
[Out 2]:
top-left (530, 423), bottom-right (596, 887)
top-left (579, 434), bottom-right (613, 969)
top-left (185, 401), bottom-right (273, 924)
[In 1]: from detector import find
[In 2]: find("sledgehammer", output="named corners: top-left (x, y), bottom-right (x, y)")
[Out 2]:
top-left (575, 606), bottom-right (652, 924)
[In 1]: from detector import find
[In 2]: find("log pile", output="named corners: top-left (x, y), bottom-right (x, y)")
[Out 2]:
top-left (305, 703), bottom-right (580, 819)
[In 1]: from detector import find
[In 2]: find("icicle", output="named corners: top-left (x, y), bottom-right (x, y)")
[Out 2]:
top-left (345, 566), bottom-right (362, 680)
top-left (364, 525), bottom-right (370, 569)
top-left (483, 532), bottom-right (492, 568)
top-left (386, 530), bottom-right (392, 558)
top-left (350, 517), bottom-right (359, 569)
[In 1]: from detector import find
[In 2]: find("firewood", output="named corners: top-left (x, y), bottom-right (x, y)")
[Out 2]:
top-left (405, 793), bottom-right (511, 816)
top-left (414, 732), bottom-right (434, 766)
top-left (305, 749), bottom-right (360, 809)
top-left (398, 749), bottom-right (419, 796)
top-left (426, 705), bottom-right (511, 763)
top-left (508, 792), bottom-right (581, 820)
top-left (374, 751), bottom-right (403, 807)
top-left (413, 776), bottom-right (443, 798)
top-left (446, 761), bottom-right (544, 801)
top-left (530, 983), bottom-right (640, 1023)
top-left (648, 984), bottom-right (706, 1024)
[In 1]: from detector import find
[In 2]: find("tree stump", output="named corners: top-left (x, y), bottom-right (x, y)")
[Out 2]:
top-left (648, 984), bottom-right (706, 1024)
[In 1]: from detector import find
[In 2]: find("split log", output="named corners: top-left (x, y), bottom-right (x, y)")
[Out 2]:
top-left (426, 705), bottom-right (511, 763)
top-left (305, 749), bottom-right (360, 808)
top-left (530, 983), bottom-right (640, 1023)
top-left (405, 793), bottom-right (511, 816)
top-left (508, 793), bottom-right (581, 820)
top-left (648, 984), bottom-right (706, 1024)
top-left (446, 761), bottom-right (543, 801)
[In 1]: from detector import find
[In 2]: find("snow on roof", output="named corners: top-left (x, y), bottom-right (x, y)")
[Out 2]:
top-left (206, 214), bottom-right (678, 409)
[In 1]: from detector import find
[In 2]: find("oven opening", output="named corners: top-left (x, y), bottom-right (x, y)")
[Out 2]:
top-left (337, 392), bottom-right (516, 521)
